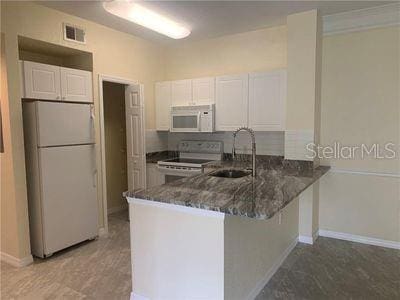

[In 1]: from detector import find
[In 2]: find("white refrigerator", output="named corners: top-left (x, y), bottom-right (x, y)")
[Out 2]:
top-left (23, 101), bottom-right (98, 258)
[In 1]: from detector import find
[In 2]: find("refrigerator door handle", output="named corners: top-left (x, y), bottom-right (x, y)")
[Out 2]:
top-left (90, 105), bottom-right (95, 141)
top-left (90, 105), bottom-right (95, 120)
top-left (93, 170), bottom-right (98, 187)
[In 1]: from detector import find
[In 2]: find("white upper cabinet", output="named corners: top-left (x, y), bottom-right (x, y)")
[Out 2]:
top-left (21, 61), bottom-right (92, 103)
top-left (154, 70), bottom-right (286, 132)
top-left (215, 74), bottom-right (249, 131)
top-left (155, 81), bottom-right (171, 131)
top-left (171, 79), bottom-right (192, 106)
top-left (249, 70), bottom-right (286, 131)
top-left (60, 67), bottom-right (92, 103)
top-left (23, 61), bottom-right (61, 100)
top-left (192, 77), bottom-right (215, 105)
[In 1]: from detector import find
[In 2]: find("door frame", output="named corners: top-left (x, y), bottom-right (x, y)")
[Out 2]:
top-left (98, 74), bottom-right (141, 236)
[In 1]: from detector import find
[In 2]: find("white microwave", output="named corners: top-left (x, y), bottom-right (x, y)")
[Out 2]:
top-left (170, 104), bottom-right (215, 133)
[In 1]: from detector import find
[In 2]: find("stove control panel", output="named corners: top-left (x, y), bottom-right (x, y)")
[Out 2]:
top-left (178, 140), bottom-right (223, 154)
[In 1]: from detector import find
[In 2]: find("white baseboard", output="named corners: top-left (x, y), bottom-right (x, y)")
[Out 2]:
top-left (298, 230), bottom-right (319, 245)
top-left (1, 252), bottom-right (33, 267)
top-left (319, 230), bottom-right (400, 250)
top-left (98, 227), bottom-right (108, 238)
top-left (107, 204), bottom-right (128, 215)
top-left (298, 235), bottom-right (314, 244)
top-left (130, 292), bottom-right (149, 300)
top-left (246, 237), bottom-right (298, 300)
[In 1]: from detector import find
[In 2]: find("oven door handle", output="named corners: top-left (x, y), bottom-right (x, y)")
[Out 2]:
top-left (157, 165), bottom-right (202, 176)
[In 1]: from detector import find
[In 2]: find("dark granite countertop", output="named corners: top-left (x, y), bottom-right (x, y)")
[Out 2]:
top-left (125, 156), bottom-right (329, 220)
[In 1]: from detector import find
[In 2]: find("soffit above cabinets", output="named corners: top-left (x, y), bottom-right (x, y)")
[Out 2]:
top-left (39, 1), bottom-right (392, 44)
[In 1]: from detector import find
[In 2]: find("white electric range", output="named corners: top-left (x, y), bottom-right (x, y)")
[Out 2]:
top-left (158, 140), bottom-right (223, 183)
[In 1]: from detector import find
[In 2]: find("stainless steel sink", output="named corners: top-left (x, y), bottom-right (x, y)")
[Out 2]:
top-left (209, 169), bottom-right (251, 179)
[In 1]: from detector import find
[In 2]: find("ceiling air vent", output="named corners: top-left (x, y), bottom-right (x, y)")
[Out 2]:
top-left (63, 23), bottom-right (86, 44)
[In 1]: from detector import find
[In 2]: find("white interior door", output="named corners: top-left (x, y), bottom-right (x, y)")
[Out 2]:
top-left (125, 84), bottom-right (146, 191)
top-left (39, 145), bottom-right (97, 255)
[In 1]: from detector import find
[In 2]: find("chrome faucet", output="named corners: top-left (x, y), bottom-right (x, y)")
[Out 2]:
top-left (232, 127), bottom-right (256, 177)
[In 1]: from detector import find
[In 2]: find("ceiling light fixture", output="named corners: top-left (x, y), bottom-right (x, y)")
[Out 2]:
top-left (103, 1), bottom-right (191, 39)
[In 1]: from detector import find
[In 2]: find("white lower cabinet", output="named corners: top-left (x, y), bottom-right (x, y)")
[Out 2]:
top-left (146, 163), bottom-right (165, 188)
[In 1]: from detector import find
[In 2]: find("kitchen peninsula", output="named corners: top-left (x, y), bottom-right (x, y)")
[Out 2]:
top-left (125, 157), bottom-right (329, 300)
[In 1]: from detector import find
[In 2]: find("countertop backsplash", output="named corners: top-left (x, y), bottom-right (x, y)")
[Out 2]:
top-left (145, 130), bottom-right (169, 153)
top-left (146, 130), bottom-right (285, 158)
top-left (167, 131), bottom-right (284, 156)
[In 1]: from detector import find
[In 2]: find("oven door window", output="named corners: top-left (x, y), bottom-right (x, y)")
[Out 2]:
top-left (172, 115), bottom-right (199, 130)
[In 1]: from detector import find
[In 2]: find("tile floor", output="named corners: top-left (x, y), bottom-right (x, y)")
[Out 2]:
top-left (1, 211), bottom-right (131, 300)
top-left (1, 210), bottom-right (399, 299)
top-left (256, 237), bottom-right (400, 300)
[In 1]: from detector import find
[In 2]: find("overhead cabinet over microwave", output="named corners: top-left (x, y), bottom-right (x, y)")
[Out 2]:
top-left (155, 77), bottom-right (215, 130)
top-left (21, 61), bottom-right (93, 103)
top-left (171, 77), bottom-right (215, 106)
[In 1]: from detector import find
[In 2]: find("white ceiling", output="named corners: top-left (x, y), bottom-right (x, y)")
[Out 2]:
top-left (40, 1), bottom-right (393, 44)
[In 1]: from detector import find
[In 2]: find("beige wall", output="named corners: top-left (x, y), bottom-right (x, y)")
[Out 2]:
top-left (164, 25), bottom-right (287, 80)
top-left (320, 172), bottom-right (399, 242)
top-left (1, 33), bottom-right (32, 260)
top-left (319, 26), bottom-right (400, 242)
top-left (1, 1), bottom-right (165, 258)
top-left (298, 183), bottom-right (319, 240)
top-left (224, 198), bottom-right (298, 300)
top-left (103, 82), bottom-right (128, 213)
top-left (320, 26), bottom-right (399, 173)
top-left (286, 10), bottom-right (321, 131)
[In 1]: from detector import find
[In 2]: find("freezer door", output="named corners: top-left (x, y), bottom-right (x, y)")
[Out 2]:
top-left (36, 101), bottom-right (95, 147)
top-left (39, 145), bottom-right (98, 255)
